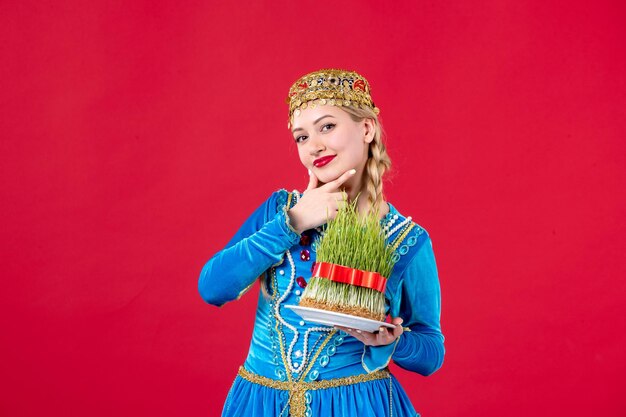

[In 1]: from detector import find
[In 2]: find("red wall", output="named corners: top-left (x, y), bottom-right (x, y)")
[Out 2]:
top-left (1, 1), bottom-right (624, 416)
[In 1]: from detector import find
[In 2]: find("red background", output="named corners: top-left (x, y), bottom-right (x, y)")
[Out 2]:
top-left (1, 1), bottom-right (625, 416)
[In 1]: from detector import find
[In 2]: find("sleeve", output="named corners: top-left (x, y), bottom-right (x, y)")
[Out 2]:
top-left (197, 190), bottom-right (302, 307)
top-left (361, 232), bottom-right (445, 376)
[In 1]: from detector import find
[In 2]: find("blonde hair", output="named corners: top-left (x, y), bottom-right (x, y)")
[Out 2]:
top-left (339, 105), bottom-right (393, 214)
top-left (259, 105), bottom-right (394, 298)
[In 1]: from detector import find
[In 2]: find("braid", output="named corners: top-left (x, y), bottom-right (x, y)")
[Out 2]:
top-left (365, 136), bottom-right (392, 213)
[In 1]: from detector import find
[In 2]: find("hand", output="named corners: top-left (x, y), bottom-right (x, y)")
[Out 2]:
top-left (287, 168), bottom-right (357, 233)
top-left (335, 317), bottom-right (404, 347)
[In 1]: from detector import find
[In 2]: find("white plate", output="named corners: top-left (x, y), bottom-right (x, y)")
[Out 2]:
top-left (285, 305), bottom-right (396, 333)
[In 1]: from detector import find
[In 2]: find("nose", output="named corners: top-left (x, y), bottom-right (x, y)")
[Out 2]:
top-left (308, 134), bottom-right (326, 156)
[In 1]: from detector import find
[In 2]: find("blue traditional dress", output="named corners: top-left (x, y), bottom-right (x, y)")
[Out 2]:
top-left (198, 189), bottom-right (445, 417)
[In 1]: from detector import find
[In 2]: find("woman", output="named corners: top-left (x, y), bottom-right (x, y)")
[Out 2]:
top-left (198, 68), bottom-right (445, 416)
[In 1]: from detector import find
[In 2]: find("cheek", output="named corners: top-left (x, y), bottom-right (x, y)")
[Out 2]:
top-left (333, 125), bottom-right (361, 147)
top-left (326, 132), bottom-right (350, 151)
top-left (297, 148), bottom-right (308, 165)
top-left (334, 135), bottom-right (359, 155)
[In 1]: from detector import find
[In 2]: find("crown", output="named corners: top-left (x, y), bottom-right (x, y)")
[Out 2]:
top-left (286, 68), bottom-right (380, 129)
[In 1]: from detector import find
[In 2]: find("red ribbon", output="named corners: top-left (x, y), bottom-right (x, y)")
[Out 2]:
top-left (312, 261), bottom-right (387, 293)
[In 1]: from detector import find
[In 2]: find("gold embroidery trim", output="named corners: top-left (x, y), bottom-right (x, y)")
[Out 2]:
top-left (237, 366), bottom-right (390, 416)
top-left (238, 365), bottom-right (389, 390)
top-left (270, 190), bottom-right (400, 415)
top-left (270, 265), bottom-right (388, 416)
top-left (390, 222), bottom-right (415, 252)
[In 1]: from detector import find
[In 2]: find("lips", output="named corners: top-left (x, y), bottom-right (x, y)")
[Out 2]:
top-left (313, 155), bottom-right (336, 167)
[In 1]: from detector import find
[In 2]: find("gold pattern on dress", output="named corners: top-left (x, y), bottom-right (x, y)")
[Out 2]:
top-left (268, 190), bottom-right (402, 416)
top-left (269, 237), bottom-right (334, 380)
top-left (390, 223), bottom-right (415, 252)
top-left (270, 256), bottom-right (340, 415)
top-left (237, 366), bottom-right (391, 417)
top-left (237, 365), bottom-right (390, 390)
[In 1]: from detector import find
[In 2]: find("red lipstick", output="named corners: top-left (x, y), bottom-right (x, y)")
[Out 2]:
top-left (313, 155), bottom-right (336, 167)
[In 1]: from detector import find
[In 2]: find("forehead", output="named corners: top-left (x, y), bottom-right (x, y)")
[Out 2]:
top-left (290, 105), bottom-right (346, 131)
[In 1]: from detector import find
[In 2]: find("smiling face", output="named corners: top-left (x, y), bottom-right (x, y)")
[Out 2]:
top-left (290, 105), bottom-right (375, 187)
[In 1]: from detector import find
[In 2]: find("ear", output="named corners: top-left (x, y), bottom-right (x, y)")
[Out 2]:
top-left (363, 117), bottom-right (376, 144)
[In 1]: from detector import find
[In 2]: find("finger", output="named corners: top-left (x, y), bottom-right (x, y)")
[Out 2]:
top-left (324, 195), bottom-right (343, 218)
top-left (334, 325), bottom-right (353, 333)
top-left (360, 330), bottom-right (376, 338)
top-left (322, 168), bottom-right (356, 191)
top-left (343, 328), bottom-right (369, 343)
top-left (330, 192), bottom-right (350, 210)
top-left (377, 327), bottom-right (390, 344)
top-left (330, 190), bottom-right (349, 203)
top-left (359, 330), bottom-right (377, 344)
top-left (353, 334), bottom-right (368, 344)
top-left (393, 326), bottom-right (403, 338)
top-left (305, 169), bottom-right (319, 191)
top-left (391, 317), bottom-right (404, 337)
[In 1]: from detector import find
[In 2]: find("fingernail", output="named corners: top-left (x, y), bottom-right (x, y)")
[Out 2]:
top-left (347, 328), bottom-right (353, 332)
top-left (356, 329), bottom-right (362, 334)
top-left (349, 169), bottom-right (356, 174)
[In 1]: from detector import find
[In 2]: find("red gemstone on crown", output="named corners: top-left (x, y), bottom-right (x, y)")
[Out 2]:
top-left (354, 79), bottom-right (365, 91)
top-left (300, 249), bottom-right (310, 261)
top-left (296, 276), bottom-right (307, 288)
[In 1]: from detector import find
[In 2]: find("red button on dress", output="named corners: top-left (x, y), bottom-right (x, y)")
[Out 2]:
top-left (310, 261), bottom-right (316, 273)
top-left (300, 249), bottom-right (310, 261)
top-left (296, 276), bottom-right (307, 288)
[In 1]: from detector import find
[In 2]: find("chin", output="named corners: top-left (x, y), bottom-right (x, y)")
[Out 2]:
top-left (314, 168), bottom-right (339, 184)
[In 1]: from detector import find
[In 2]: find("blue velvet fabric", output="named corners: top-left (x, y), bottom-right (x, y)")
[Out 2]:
top-left (198, 189), bottom-right (445, 416)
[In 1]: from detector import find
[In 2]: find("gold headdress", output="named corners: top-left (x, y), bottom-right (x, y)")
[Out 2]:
top-left (286, 68), bottom-right (380, 129)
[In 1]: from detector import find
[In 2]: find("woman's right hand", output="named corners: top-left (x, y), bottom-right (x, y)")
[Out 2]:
top-left (287, 169), bottom-right (357, 234)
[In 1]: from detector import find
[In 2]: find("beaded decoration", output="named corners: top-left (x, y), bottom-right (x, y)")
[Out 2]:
top-left (286, 68), bottom-right (380, 129)
top-left (264, 189), bottom-right (416, 416)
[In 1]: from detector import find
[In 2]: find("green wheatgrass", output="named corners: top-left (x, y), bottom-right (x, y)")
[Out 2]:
top-left (299, 193), bottom-right (397, 321)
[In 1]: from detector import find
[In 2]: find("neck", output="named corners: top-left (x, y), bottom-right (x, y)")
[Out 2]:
top-left (340, 180), bottom-right (389, 221)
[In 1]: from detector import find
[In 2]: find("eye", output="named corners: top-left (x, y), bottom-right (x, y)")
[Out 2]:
top-left (295, 135), bottom-right (308, 143)
top-left (321, 123), bottom-right (335, 132)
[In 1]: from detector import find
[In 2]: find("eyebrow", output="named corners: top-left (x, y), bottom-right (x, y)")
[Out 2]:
top-left (291, 115), bottom-right (336, 134)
